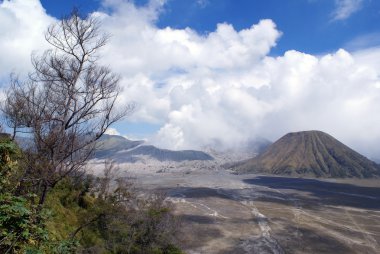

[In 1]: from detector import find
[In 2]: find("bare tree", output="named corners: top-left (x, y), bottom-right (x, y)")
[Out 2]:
top-left (1, 10), bottom-right (133, 205)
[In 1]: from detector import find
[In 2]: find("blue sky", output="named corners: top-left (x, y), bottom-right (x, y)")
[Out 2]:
top-left (2, 0), bottom-right (380, 157)
top-left (40, 0), bottom-right (380, 54)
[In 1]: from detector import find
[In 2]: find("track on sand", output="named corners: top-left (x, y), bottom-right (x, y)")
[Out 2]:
top-left (129, 168), bottom-right (380, 254)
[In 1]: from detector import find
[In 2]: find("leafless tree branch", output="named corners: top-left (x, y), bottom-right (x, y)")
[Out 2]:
top-left (1, 10), bottom-right (133, 205)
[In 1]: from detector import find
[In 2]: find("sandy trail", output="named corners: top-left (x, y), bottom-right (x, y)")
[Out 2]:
top-left (344, 208), bottom-right (379, 252)
top-left (167, 196), bottom-right (229, 219)
top-left (239, 200), bottom-right (285, 254)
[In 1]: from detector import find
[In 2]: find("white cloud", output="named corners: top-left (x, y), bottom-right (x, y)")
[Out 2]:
top-left (2, 0), bottom-right (380, 160)
top-left (105, 127), bottom-right (121, 135)
top-left (196, 0), bottom-right (209, 8)
top-left (344, 32), bottom-right (380, 50)
top-left (332, 0), bottom-right (363, 21)
top-left (0, 0), bottom-right (55, 81)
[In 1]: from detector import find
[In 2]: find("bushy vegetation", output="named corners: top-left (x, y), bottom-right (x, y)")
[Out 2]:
top-left (0, 137), bottom-right (183, 253)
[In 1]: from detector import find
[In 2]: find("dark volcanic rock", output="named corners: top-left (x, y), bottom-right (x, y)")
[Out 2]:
top-left (234, 130), bottom-right (380, 178)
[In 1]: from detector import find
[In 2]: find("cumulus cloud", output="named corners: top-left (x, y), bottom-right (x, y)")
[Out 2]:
top-left (332, 0), bottom-right (363, 21)
top-left (105, 127), bottom-right (121, 135)
top-left (0, 0), bottom-right (54, 81)
top-left (1, 0), bottom-right (380, 159)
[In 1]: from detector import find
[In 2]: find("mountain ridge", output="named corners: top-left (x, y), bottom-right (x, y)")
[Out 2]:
top-left (94, 134), bottom-right (214, 162)
top-left (233, 130), bottom-right (380, 178)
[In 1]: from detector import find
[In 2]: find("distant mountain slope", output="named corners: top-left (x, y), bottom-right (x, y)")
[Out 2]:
top-left (119, 145), bottom-right (213, 162)
top-left (234, 130), bottom-right (380, 178)
top-left (94, 134), bottom-right (213, 162)
top-left (95, 134), bottom-right (144, 158)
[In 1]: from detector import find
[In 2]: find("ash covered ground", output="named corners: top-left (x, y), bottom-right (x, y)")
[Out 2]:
top-left (88, 158), bottom-right (380, 254)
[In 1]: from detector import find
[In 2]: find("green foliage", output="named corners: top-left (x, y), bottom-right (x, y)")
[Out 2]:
top-left (50, 239), bottom-right (79, 254)
top-left (0, 139), bottom-right (49, 253)
top-left (97, 196), bottom-right (182, 254)
top-left (0, 138), bottom-right (183, 253)
top-left (0, 138), bottom-right (21, 191)
top-left (43, 174), bottom-right (184, 254)
top-left (0, 193), bottom-right (48, 253)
